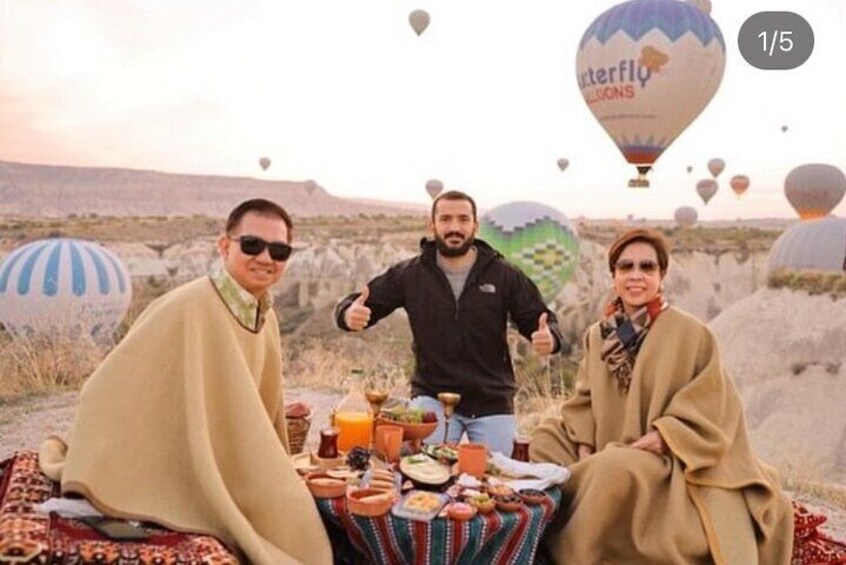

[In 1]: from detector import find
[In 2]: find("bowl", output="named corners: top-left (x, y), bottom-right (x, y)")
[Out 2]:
top-left (467, 495), bottom-right (496, 515)
top-left (377, 417), bottom-right (437, 443)
top-left (346, 488), bottom-right (395, 517)
top-left (446, 502), bottom-right (477, 522)
top-left (494, 494), bottom-right (524, 513)
top-left (518, 489), bottom-right (547, 506)
top-left (305, 473), bottom-right (347, 498)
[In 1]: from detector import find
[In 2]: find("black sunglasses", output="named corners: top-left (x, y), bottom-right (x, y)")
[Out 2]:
top-left (229, 235), bottom-right (292, 262)
top-left (615, 259), bottom-right (659, 274)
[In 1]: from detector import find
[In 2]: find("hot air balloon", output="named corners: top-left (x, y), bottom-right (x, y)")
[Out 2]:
top-left (784, 164), bottom-right (846, 220)
top-left (557, 158), bottom-right (570, 172)
top-left (768, 217), bottom-right (846, 274)
top-left (576, 0), bottom-right (725, 187)
top-left (409, 10), bottom-right (430, 36)
top-left (686, 165), bottom-right (693, 174)
top-left (304, 180), bottom-right (317, 196)
top-left (686, 0), bottom-right (711, 15)
top-left (781, 125), bottom-right (788, 133)
top-left (707, 158), bottom-right (725, 178)
top-left (674, 206), bottom-right (698, 228)
top-left (425, 179), bottom-right (444, 200)
top-left (0, 238), bottom-right (132, 340)
top-left (258, 157), bottom-right (271, 171)
top-left (478, 201), bottom-right (580, 303)
top-left (696, 179), bottom-right (718, 205)
top-left (730, 175), bottom-right (750, 197)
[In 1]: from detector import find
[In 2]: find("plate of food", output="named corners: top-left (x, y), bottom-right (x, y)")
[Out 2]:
top-left (399, 454), bottom-right (451, 486)
top-left (421, 443), bottom-right (459, 462)
top-left (391, 490), bottom-right (449, 522)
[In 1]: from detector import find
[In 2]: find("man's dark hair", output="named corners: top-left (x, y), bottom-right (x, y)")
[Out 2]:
top-left (431, 190), bottom-right (477, 222)
top-left (226, 198), bottom-right (293, 243)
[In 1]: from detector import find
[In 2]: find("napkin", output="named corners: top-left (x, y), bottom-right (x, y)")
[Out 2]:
top-left (488, 452), bottom-right (571, 492)
top-left (35, 497), bottom-right (103, 518)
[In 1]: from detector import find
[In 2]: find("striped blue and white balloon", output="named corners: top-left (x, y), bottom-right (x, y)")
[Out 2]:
top-left (0, 238), bottom-right (132, 339)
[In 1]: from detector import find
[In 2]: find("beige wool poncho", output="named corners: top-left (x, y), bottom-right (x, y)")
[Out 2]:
top-left (530, 307), bottom-right (793, 564)
top-left (40, 277), bottom-right (332, 565)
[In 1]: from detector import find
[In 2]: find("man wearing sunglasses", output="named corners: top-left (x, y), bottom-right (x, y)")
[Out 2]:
top-left (335, 190), bottom-right (568, 456)
top-left (39, 198), bottom-right (332, 565)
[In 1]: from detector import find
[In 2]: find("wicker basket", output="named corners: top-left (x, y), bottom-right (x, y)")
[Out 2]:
top-left (286, 416), bottom-right (311, 455)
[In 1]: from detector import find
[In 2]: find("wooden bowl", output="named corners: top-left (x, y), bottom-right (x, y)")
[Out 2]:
top-left (494, 494), bottom-right (524, 513)
top-left (346, 488), bottom-right (395, 517)
top-left (377, 417), bottom-right (437, 442)
top-left (305, 473), bottom-right (347, 498)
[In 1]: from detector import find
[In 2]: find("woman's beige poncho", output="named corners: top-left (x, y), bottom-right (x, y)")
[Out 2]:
top-left (531, 307), bottom-right (793, 564)
top-left (40, 277), bottom-right (332, 565)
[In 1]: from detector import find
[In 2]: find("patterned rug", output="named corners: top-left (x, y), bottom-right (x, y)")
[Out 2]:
top-left (0, 450), bottom-right (239, 564)
top-left (793, 500), bottom-right (846, 564)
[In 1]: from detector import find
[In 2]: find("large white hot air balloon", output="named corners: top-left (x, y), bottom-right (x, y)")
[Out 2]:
top-left (576, 0), bottom-right (726, 187)
top-left (784, 163), bottom-right (846, 220)
top-left (674, 206), bottom-right (698, 228)
top-left (707, 158), bottom-right (725, 178)
top-left (768, 217), bottom-right (846, 274)
top-left (409, 10), bottom-right (430, 36)
top-left (696, 179), bottom-right (718, 205)
top-left (730, 175), bottom-right (750, 197)
top-left (425, 179), bottom-right (444, 200)
top-left (258, 157), bottom-right (271, 171)
top-left (0, 239), bottom-right (132, 340)
top-left (557, 158), bottom-right (570, 172)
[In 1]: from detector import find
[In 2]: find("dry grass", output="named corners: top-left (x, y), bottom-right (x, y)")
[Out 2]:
top-left (768, 269), bottom-right (846, 299)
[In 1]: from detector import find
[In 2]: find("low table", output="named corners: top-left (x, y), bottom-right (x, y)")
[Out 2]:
top-left (315, 488), bottom-right (561, 565)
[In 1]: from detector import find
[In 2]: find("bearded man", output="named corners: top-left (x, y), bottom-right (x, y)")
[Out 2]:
top-left (335, 190), bottom-right (568, 455)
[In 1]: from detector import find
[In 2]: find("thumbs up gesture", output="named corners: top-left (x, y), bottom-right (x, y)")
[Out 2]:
top-left (531, 312), bottom-right (554, 356)
top-left (344, 285), bottom-right (372, 331)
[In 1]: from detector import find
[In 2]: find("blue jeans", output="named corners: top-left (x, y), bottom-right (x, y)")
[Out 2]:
top-left (410, 396), bottom-right (516, 456)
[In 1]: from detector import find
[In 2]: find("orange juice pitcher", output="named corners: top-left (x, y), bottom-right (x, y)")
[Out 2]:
top-left (335, 369), bottom-right (373, 451)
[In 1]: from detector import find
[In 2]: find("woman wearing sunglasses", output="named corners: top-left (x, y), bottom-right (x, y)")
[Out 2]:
top-left (530, 228), bottom-right (793, 564)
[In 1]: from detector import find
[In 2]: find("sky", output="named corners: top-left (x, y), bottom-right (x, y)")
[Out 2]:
top-left (1, 0), bottom-right (845, 220)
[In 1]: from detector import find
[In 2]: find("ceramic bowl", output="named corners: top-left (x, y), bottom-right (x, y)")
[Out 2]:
top-left (377, 417), bottom-right (437, 443)
top-left (305, 473), bottom-right (347, 498)
top-left (446, 502), bottom-right (477, 522)
top-left (346, 487), bottom-right (395, 517)
top-left (518, 488), bottom-right (547, 506)
top-left (494, 494), bottom-right (524, 513)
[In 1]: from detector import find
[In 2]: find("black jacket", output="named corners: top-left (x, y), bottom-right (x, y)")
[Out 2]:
top-left (335, 238), bottom-right (567, 417)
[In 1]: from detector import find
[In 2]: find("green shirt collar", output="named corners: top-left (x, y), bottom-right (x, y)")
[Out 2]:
top-left (210, 267), bottom-right (273, 332)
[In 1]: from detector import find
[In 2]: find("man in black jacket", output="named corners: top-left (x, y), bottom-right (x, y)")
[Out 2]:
top-left (335, 191), bottom-right (567, 455)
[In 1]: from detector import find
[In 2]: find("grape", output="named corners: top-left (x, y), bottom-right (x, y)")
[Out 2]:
top-left (346, 447), bottom-right (371, 471)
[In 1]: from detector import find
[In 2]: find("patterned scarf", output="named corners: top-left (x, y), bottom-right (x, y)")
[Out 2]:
top-left (599, 294), bottom-right (668, 395)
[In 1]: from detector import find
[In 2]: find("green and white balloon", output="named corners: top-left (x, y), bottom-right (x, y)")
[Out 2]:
top-left (479, 201), bottom-right (579, 303)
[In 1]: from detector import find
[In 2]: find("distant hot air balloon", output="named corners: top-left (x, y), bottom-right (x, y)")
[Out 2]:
top-left (730, 175), bottom-right (750, 197)
top-left (0, 239), bottom-right (132, 340)
top-left (686, 165), bottom-right (693, 174)
top-left (707, 158), bottom-right (725, 178)
top-left (781, 125), bottom-right (788, 133)
top-left (258, 157), bottom-right (271, 171)
top-left (557, 158), bottom-right (570, 172)
top-left (696, 179), bottom-right (718, 205)
top-left (768, 217), bottom-right (846, 274)
top-left (425, 179), bottom-right (443, 200)
top-left (479, 202), bottom-right (580, 303)
top-left (576, 0), bottom-right (726, 187)
top-left (409, 10), bottom-right (430, 36)
top-left (784, 163), bottom-right (846, 220)
top-left (686, 0), bottom-right (711, 15)
top-left (674, 206), bottom-right (698, 228)
top-left (304, 180), bottom-right (317, 196)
